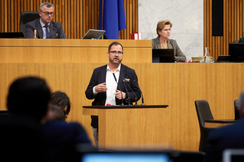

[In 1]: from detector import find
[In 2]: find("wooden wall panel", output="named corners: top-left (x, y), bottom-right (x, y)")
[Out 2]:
top-left (0, 0), bottom-right (138, 39)
top-left (205, 0), bottom-right (244, 60)
top-left (0, 63), bottom-right (242, 150)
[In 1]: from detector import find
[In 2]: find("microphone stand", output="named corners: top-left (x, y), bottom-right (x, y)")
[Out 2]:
top-left (123, 79), bottom-right (137, 105)
top-left (122, 80), bottom-right (131, 105)
top-left (112, 73), bottom-right (124, 105)
top-left (141, 91), bottom-right (145, 105)
top-left (121, 74), bottom-right (139, 105)
top-left (122, 75), bottom-right (144, 105)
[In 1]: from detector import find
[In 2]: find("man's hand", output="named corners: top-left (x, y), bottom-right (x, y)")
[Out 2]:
top-left (114, 90), bottom-right (126, 100)
top-left (95, 82), bottom-right (107, 93)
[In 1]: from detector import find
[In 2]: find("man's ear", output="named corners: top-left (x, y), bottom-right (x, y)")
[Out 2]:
top-left (63, 105), bottom-right (67, 111)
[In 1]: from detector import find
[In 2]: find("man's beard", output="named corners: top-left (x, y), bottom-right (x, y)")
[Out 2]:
top-left (110, 58), bottom-right (121, 65)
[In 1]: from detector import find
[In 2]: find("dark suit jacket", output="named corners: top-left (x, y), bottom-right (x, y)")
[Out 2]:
top-left (239, 37), bottom-right (244, 43)
top-left (85, 64), bottom-right (141, 128)
top-left (25, 18), bottom-right (67, 39)
top-left (204, 118), bottom-right (244, 162)
top-left (43, 121), bottom-right (93, 161)
top-left (152, 36), bottom-right (186, 62)
top-left (0, 114), bottom-right (48, 161)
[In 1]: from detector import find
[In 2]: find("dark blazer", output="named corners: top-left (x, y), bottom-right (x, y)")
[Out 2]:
top-left (204, 118), bottom-right (244, 162)
top-left (25, 18), bottom-right (67, 39)
top-left (43, 121), bottom-right (93, 161)
top-left (152, 36), bottom-right (186, 62)
top-left (85, 63), bottom-right (141, 128)
top-left (239, 37), bottom-right (244, 43)
top-left (0, 114), bottom-right (48, 161)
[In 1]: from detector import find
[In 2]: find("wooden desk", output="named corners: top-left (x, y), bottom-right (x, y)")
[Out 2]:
top-left (0, 39), bottom-right (152, 63)
top-left (205, 119), bottom-right (235, 128)
top-left (83, 105), bottom-right (168, 149)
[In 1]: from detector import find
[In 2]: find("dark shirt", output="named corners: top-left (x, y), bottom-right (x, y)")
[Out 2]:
top-left (0, 114), bottom-right (48, 161)
top-left (204, 118), bottom-right (244, 162)
top-left (42, 121), bottom-right (93, 161)
top-left (239, 37), bottom-right (244, 43)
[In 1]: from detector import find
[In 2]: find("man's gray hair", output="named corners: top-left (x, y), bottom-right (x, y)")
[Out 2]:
top-left (40, 2), bottom-right (54, 11)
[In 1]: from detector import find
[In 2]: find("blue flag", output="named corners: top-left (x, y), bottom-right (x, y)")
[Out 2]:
top-left (99, 0), bottom-right (126, 39)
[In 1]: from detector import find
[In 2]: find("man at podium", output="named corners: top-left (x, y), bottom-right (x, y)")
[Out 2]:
top-left (85, 41), bottom-right (141, 147)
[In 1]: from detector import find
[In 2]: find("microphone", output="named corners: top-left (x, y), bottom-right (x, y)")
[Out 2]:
top-left (123, 78), bottom-right (137, 105)
top-left (141, 90), bottom-right (145, 105)
top-left (123, 75), bottom-right (145, 105)
top-left (121, 74), bottom-right (140, 105)
top-left (112, 73), bottom-right (124, 105)
top-left (121, 78), bottom-right (131, 105)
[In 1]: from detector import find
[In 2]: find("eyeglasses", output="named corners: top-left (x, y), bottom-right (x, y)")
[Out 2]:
top-left (110, 51), bottom-right (123, 55)
top-left (41, 11), bottom-right (55, 16)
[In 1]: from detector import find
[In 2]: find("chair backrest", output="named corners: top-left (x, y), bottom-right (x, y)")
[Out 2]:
top-left (234, 99), bottom-right (240, 120)
top-left (195, 100), bottom-right (215, 152)
top-left (195, 100), bottom-right (214, 128)
top-left (19, 11), bottom-right (39, 37)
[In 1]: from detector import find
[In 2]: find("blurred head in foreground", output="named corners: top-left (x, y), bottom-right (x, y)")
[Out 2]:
top-left (7, 76), bottom-right (51, 121)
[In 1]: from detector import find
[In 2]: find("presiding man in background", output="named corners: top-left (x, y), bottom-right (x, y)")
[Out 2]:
top-left (85, 41), bottom-right (141, 147)
top-left (25, 2), bottom-right (67, 39)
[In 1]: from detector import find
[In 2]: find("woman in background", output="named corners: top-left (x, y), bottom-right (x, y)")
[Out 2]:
top-left (152, 20), bottom-right (186, 62)
top-left (49, 91), bottom-right (71, 120)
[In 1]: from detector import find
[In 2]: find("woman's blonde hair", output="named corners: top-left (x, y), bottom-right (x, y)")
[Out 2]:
top-left (156, 20), bottom-right (173, 36)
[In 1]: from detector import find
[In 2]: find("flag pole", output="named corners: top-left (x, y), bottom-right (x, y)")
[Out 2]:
top-left (101, 0), bottom-right (104, 39)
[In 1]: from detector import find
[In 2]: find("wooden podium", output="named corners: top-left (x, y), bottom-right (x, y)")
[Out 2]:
top-left (83, 105), bottom-right (168, 149)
